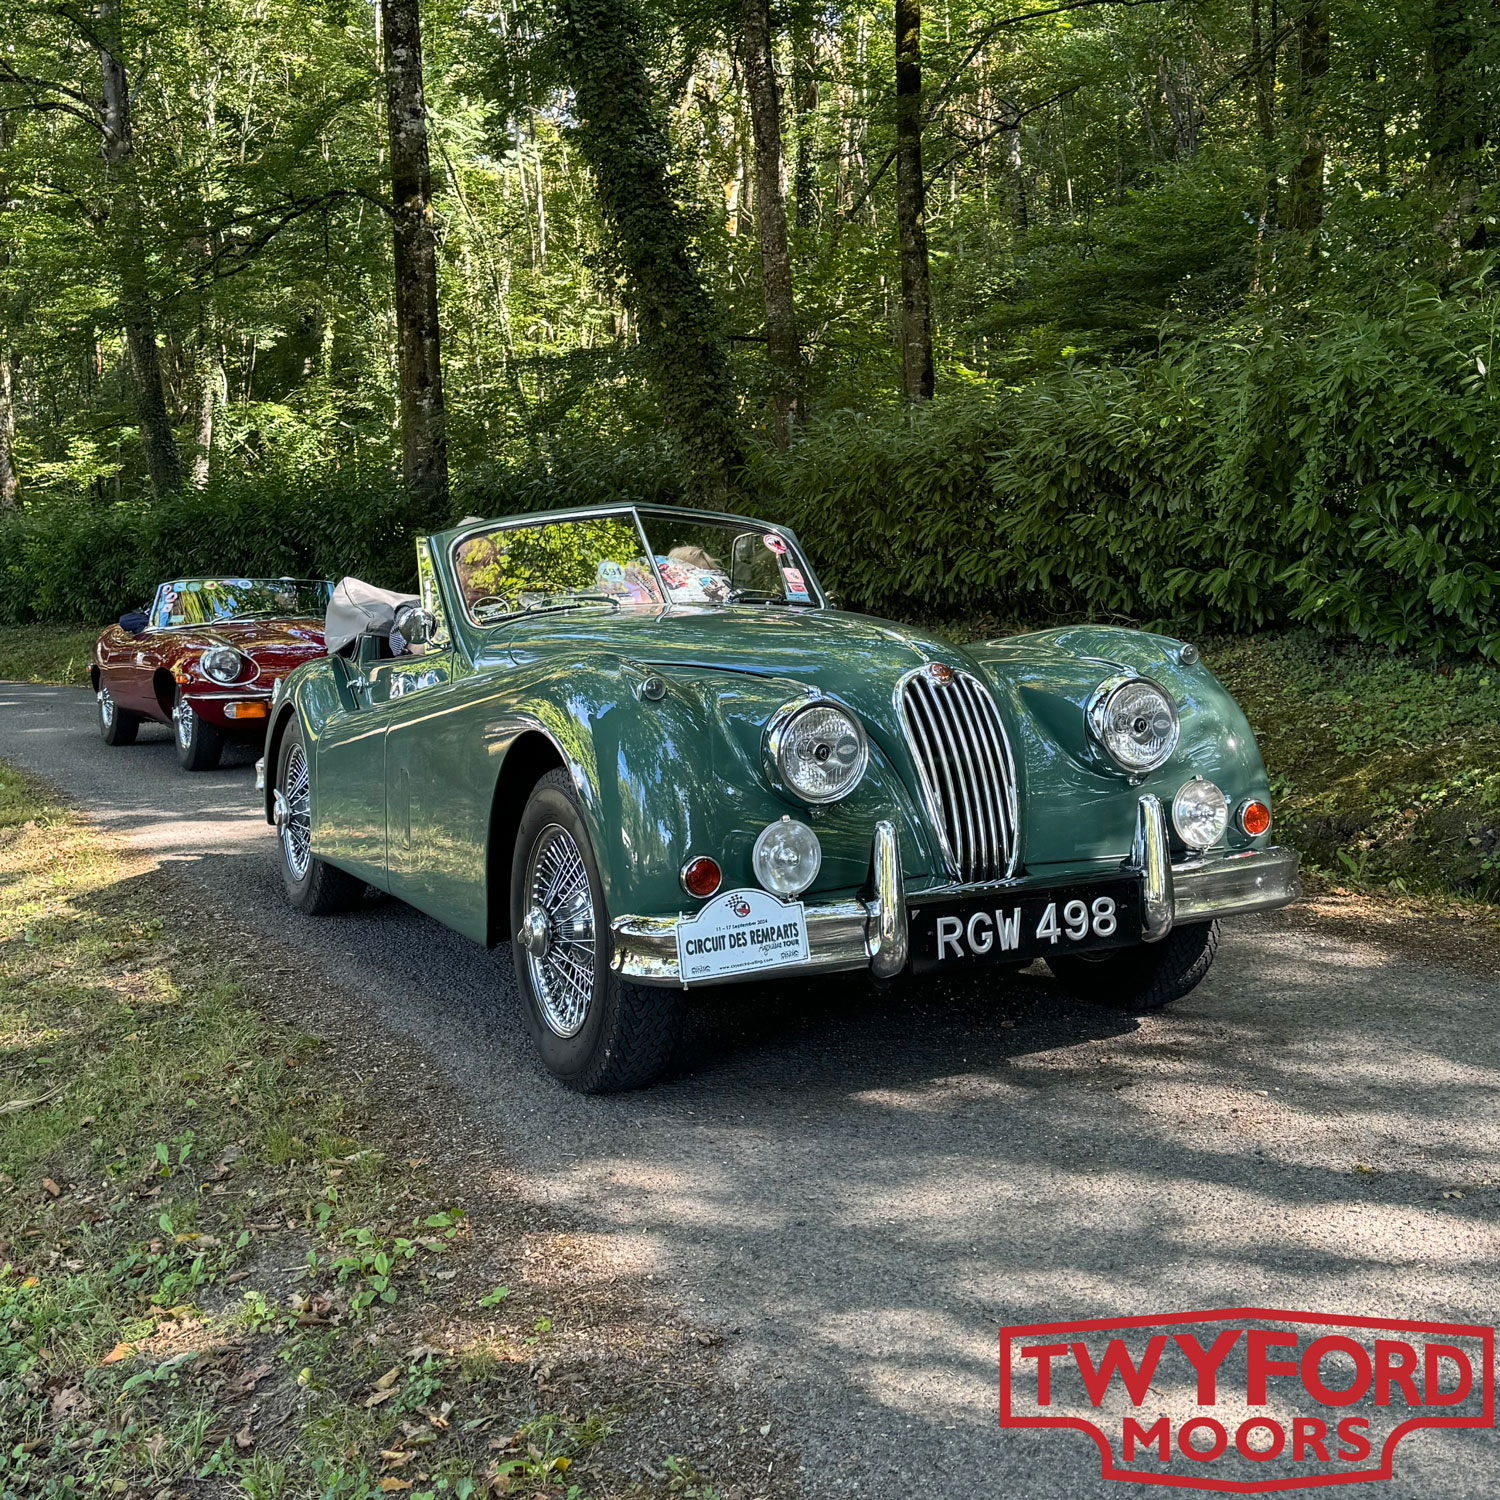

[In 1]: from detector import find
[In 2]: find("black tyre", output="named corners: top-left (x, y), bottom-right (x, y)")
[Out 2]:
top-left (174, 690), bottom-right (226, 771)
top-left (274, 721), bottom-right (363, 915)
top-left (97, 682), bottom-right (140, 746)
top-left (1048, 920), bottom-right (1220, 1014)
top-left (510, 768), bottom-right (681, 1093)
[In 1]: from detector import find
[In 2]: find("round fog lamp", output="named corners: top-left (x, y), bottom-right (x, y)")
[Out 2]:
top-left (1173, 777), bottom-right (1229, 850)
top-left (752, 817), bottom-right (822, 897)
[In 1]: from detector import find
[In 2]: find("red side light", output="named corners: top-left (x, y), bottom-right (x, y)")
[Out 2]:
top-left (1240, 800), bottom-right (1271, 837)
top-left (680, 856), bottom-right (722, 899)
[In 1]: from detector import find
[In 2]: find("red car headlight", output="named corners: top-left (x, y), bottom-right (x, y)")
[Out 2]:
top-left (200, 646), bottom-right (246, 684)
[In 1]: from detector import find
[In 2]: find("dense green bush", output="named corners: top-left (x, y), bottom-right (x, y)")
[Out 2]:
top-left (0, 475), bottom-right (423, 626)
top-left (769, 288), bottom-right (1500, 659)
top-left (3, 293), bottom-right (1496, 658)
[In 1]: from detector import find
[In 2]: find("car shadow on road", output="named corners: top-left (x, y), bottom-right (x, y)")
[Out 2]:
top-left (675, 962), bottom-right (1139, 1085)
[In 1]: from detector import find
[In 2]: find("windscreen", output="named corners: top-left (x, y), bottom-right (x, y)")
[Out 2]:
top-left (636, 515), bottom-right (816, 606)
top-left (150, 578), bottom-right (333, 628)
top-left (449, 513), bottom-right (819, 624)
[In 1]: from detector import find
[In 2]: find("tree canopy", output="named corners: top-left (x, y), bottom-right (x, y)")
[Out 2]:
top-left (0, 0), bottom-right (1494, 501)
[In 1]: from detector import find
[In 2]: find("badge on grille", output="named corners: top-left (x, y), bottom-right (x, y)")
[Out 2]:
top-left (926, 662), bottom-right (954, 685)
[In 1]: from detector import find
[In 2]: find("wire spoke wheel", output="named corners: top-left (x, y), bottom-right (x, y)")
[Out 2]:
top-left (98, 687), bottom-right (115, 727)
top-left (279, 743), bottom-right (313, 881)
top-left (175, 701), bottom-right (194, 749)
top-left (523, 823), bottom-right (597, 1038)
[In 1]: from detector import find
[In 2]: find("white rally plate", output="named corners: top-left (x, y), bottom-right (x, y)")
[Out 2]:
top-left (676, 887), bottom-right (810, 982)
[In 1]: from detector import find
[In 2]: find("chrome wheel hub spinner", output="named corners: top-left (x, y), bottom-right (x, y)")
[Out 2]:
top-left (518, 906), bottom-right (553, 958)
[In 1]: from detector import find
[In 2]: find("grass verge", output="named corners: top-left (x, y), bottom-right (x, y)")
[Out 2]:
top-left (0, 762), bottom-right (793, 1500)
top-left (1203, 634), bottom-right (1500, 905)
top-left (0, 625), bottom-right (98, 687)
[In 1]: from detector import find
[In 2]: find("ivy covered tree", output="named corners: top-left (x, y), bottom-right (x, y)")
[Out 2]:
top-left (551, 0), bottom-right (745, 488)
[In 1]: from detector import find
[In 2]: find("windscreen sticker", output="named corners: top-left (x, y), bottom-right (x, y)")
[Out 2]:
top-left (763, 533), bottom-right (788, 555)
top-left (782, 566), bottom-right (810, 601)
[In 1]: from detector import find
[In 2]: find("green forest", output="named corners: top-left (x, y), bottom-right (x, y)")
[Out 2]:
top-left (0, 0), bottom-right (1496, 655)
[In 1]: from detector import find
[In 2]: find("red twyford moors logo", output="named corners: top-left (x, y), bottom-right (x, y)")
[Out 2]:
top-left (999, 1307), bottom-right (1493, 1493)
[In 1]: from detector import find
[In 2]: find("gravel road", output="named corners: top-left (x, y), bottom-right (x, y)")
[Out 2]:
top-left (3, 680), bottom-right (1497, 1498)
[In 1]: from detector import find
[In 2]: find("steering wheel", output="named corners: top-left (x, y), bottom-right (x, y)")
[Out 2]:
top-left (469, 594), bottom-right (517, 620)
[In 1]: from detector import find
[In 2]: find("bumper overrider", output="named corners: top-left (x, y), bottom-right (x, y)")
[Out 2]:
top-left (611, 794), bottom-right (1301, 987)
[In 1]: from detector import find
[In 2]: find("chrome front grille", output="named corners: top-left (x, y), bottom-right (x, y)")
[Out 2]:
top-left (898, 669), bottom-right (1019, 883)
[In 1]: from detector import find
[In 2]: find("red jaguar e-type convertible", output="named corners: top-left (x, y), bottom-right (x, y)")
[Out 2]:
top-left (91, 577), bottom-right (333, 770)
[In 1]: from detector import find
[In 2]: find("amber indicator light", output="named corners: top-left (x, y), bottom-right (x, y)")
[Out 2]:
top-left (1239, 800), bottom-right (1271, 836)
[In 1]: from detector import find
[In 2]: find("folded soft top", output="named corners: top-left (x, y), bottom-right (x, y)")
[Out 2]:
top-left (324, 577), bottom-right (419, 655)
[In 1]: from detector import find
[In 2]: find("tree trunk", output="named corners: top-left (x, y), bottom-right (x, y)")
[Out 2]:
top-left (1005, 107), bottom-right (1029, 232)
top-left (97, 0), bottom-right (182, 495)
top-left (791, 21), bottom-right (818, 231)
top-left (382, 0), bottom-right (450, 527)
top-left (893, 0), bottom-right (934, 402)
top-left (0, 349), bottom-right (16, 507)
top-left (1286, 0), bottom-right (1329, 235)
top-left (1429, 1), bottom-right (1480, 180)
top-left (1249, 0), bottom-right (1279, 220)
top-left (191, 341), bottom-right (221, 489)
top-left (741, 0), bottom-right (801, 446)
top-left (553, 0), bottom-right (744, 489)
top-left (0, 118), bottom-right (16, 505)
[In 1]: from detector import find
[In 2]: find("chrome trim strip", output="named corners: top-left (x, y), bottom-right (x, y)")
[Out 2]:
top-left (955, 673), bottom-right (1003, 875)
top-left (897, 676), bottom-right (955, 871)
top-left (1131, 794), bottom-right (1174, 943)
top-left (870, 820), bottom-right (907, 978)
top-left (182, 688), bottom-right (273, 700)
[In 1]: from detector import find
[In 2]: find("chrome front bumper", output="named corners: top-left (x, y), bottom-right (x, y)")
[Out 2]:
top-left (611, 799), bottom-right (1301, 988)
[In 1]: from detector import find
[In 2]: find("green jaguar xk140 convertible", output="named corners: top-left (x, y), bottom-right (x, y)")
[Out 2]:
top-left (257, 504), bottom-right (1300, 1092)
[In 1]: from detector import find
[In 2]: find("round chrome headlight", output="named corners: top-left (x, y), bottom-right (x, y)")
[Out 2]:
top-left (1173, 777), bottom-right (1229, 850)
top-left (200, 646), bottom-right (245, 685)
top-left (766, 700), bottom-right (868, 804)
top-left (752, 817), bottom-right (822, 896)
top-left (1088, 676), bottom-right (1179, 774)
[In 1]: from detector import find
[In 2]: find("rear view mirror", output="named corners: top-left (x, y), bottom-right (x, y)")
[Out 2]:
top-left (393, 603), bottom-right (437, 647)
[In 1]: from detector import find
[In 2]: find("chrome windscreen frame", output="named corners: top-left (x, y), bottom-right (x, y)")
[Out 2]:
top-left (443, 504), bottom-right (829, 630)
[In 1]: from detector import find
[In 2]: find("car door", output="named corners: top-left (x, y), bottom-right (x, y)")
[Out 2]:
top-left (99, 585), bottom-right (163, 716)
top-left (383, 647), bottom-right (477, 926)
top-left (381, 539), bottom-right (495, 937)
top-left (310, 642), bottom-right (395, 890)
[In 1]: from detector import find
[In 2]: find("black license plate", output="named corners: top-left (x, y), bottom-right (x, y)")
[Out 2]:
top-left (908, 879), bottom-right (1142, 974)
